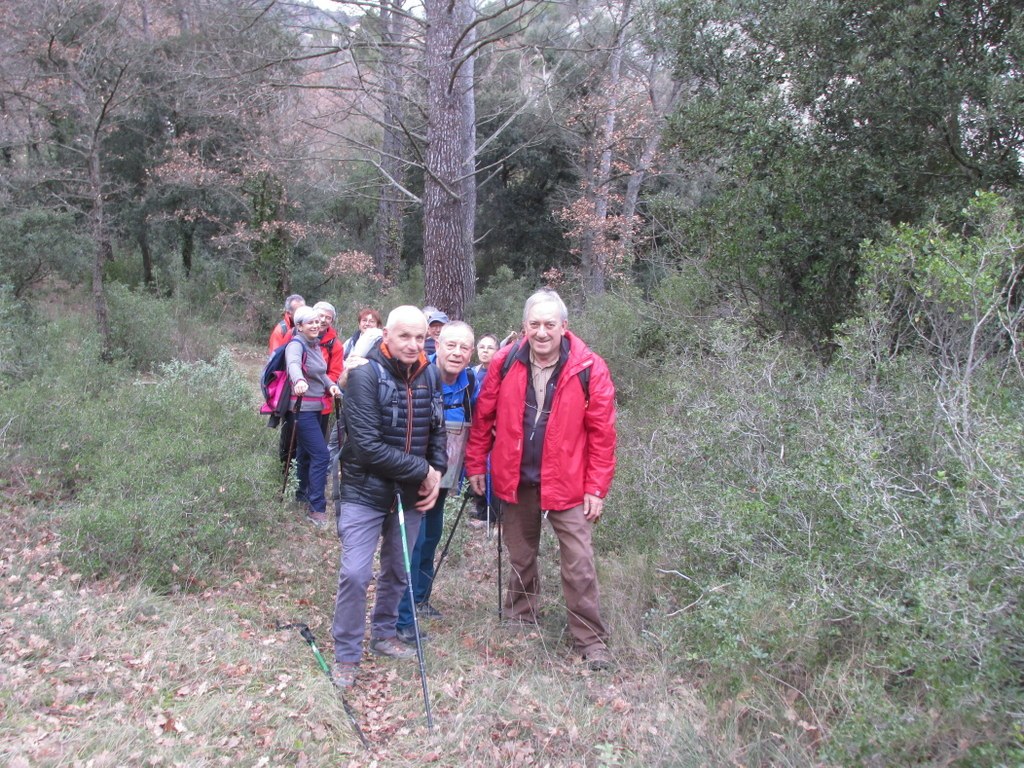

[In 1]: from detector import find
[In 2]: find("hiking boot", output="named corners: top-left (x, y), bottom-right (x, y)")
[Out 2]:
top-left (582, 647), bottom-right (614, 672)
top-left (370, 636), bottom-right (416, 659)
top-left (332, 662), bottom-right (358, 689)
top-left (416, 602), bottom-right (443, 619)
top-left (396, 625), bottom-right (425, 645)
top-left (306, 511), bottom-right (328, 528)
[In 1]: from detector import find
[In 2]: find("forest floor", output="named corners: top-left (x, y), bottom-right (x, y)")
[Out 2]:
top-left (0, 346), bottom-right (708, 767)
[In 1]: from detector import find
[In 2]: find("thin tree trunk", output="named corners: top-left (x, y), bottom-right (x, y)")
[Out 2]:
top-left (460, 23), bottom-right (477, 312)
top-left (138, 213), bottom-right (154, 287)
top-left (580, 0), bottom-right (632, 298)
top-left (88, 148), bottom-right (112, 356)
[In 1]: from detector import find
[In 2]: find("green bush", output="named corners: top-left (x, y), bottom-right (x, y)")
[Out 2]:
top-left (610, 304), bottom-right (1024, 764)
top-left (0, 285), bottom-right (39, 387)
top-left (58, 350), bottom-right (282, 590)
top-left (1, 319), bottom-right (282, 592)
top-left (106, 283), bottom-right (218, 371)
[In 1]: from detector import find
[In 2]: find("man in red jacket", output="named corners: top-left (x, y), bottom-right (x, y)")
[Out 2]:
top-left (466, 289), bottom-right (617, 671)
top-left (268, 294), bottom-right (305, 354)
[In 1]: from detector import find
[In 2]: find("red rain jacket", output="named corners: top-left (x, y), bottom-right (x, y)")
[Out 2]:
top-left (319, 325), bottom-right (344, 414)
top-left (465, 330), bottom-right (616, 511)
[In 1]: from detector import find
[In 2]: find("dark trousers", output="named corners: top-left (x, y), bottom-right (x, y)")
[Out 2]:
top-left (294, 410), bottom-right (330, 515)
top-left (396, 488), bottom-right (449, 630)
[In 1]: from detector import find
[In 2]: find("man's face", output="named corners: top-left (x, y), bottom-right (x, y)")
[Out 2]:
top-left (383, 316), bottom-right (427, 365)
top-left (476, 337), bottom-right (497, 365)
top-left (287, 299), bottom-right (305, 318)
top-left (437, 329), bottom-right (474, 379)
top-left (428, 321), bottom-right (444, 339)
top-left (317, 309), bottom-right (334, 328)
top-left (524, 300), bottom-right (567, 360)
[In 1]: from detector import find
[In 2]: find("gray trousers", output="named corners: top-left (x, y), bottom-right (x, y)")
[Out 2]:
top-left (331, 501), bottom-right (423, 663)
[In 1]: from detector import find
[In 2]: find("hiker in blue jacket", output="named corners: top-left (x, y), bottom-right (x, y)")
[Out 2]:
top-left (395, 320), bottom-right (476, 644)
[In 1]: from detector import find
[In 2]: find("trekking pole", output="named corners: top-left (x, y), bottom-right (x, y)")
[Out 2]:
top-left (421, 490), bottom-right (471, 605)
top-left (496, 500), bottom-right (503, 620)
top-left (280, 396), bottom-right (303, 498)
top-left (276, 620), bottom-right (370, 750)
top-left (395, 490), bottom-right (434, 731)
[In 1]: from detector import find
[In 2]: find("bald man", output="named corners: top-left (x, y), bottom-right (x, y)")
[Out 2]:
top-left (329, 306), bottom-right (448, 688)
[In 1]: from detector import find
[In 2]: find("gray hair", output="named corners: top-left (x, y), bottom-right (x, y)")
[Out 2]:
top-left (438, 320), bottom-right (474, 344)
top-left (522, 289), bottom-right (568, 325)
top-left (313, 301), bottom-right (336, 321)
top-left (293, 305), bottom-right (319, 326)
top-left (284, 294), bottom-right (305, 313)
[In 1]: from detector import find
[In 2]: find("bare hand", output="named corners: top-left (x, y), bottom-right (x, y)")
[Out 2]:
top-left (416, 467), bottom-right (442, 510)
top-left (294, 380), bottom-right (308, 396)
top-left (329, 385), bottom-right (341, 398)
top-left (468, 474), bottom-right (486, 496)
top-left (582, 493), bottom-right (604, 522)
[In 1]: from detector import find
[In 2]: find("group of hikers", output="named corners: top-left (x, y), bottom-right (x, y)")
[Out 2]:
top-left (265, 289), bottom-right (618, 690)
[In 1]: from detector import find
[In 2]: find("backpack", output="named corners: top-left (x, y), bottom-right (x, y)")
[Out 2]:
top-left (498, 341), bottom-right (591, 407)
top-left (260, 337), bottom-right (305, 428)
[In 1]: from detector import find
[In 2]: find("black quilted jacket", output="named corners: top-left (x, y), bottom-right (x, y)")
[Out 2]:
top-left (338, 342), bottom-right (447, 511)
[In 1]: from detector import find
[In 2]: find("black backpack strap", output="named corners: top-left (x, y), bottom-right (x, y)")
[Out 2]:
top-left (500, 340), bottom-right (590, 409)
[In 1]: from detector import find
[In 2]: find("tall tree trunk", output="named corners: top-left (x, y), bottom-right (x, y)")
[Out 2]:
top-left (460, 23), bottom-right (477, 311)
top-left (621, 80), bottom-right (680, 258)
top-left (423, 0), bottom-right (475, 320)
top-left (181, 223), bottom-right (194, 277)
top-left (374, 0), bottom-right (407, 283)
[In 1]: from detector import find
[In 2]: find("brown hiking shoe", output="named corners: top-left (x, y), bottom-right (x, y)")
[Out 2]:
top-left (332, 662), bottom-right (358, 689)
top-left (582, 647), bottom-right (614, 672)
top-left (370, 636), bottom-right (416, 659)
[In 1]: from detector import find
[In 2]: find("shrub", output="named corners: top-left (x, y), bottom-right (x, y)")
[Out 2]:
top-left (58, 350), bottom-right (282, 590)
top-left (106, 283), bottom-right (218, 372)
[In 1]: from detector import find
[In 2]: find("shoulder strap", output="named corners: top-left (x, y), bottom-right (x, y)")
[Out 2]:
top-left (499, 341), bottom-right (522, 380)
top-left (463, 367), bottom-right (475, 419)
top-left (279, 319), bottom-right (288, 334)
top-left (372, 359), bottom-right (401, 427)
top-left (499, 340), bottom-right (590, 408)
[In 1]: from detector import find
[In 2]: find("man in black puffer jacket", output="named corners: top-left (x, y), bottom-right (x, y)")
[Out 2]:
top-left (330, 305), bottom-right (448, 688)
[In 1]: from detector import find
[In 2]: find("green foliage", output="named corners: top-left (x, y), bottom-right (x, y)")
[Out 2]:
top-left (659, 0), bottom-right (1024, 344)
top-left (466, 266), bottom-right (534, 339)
top-left (609, 221), bottom-right (1023, 763)
top-left (0, 285), bottom-right (39, 387)
top-left (106, 283), bottom-right (218, 371)
top-left (0, 209), bottom-right (90, 297)
top-left (1, 329), bottom-right (282, 591)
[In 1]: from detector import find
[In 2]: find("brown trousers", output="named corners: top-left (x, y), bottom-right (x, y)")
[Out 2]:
top-left (502, 484), bottom-right (609, 653)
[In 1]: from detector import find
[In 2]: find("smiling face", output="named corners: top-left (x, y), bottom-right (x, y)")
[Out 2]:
top-left (317, 308), bottom-right (335, 328)
top-left (296, 316), bottom-right (323, 342)
top-left (437, 325), bottom-right (475, 382)
top-left (382, 307), bottom-right (427, 365)
top-left (524, 300), bottom-right (567, 365)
